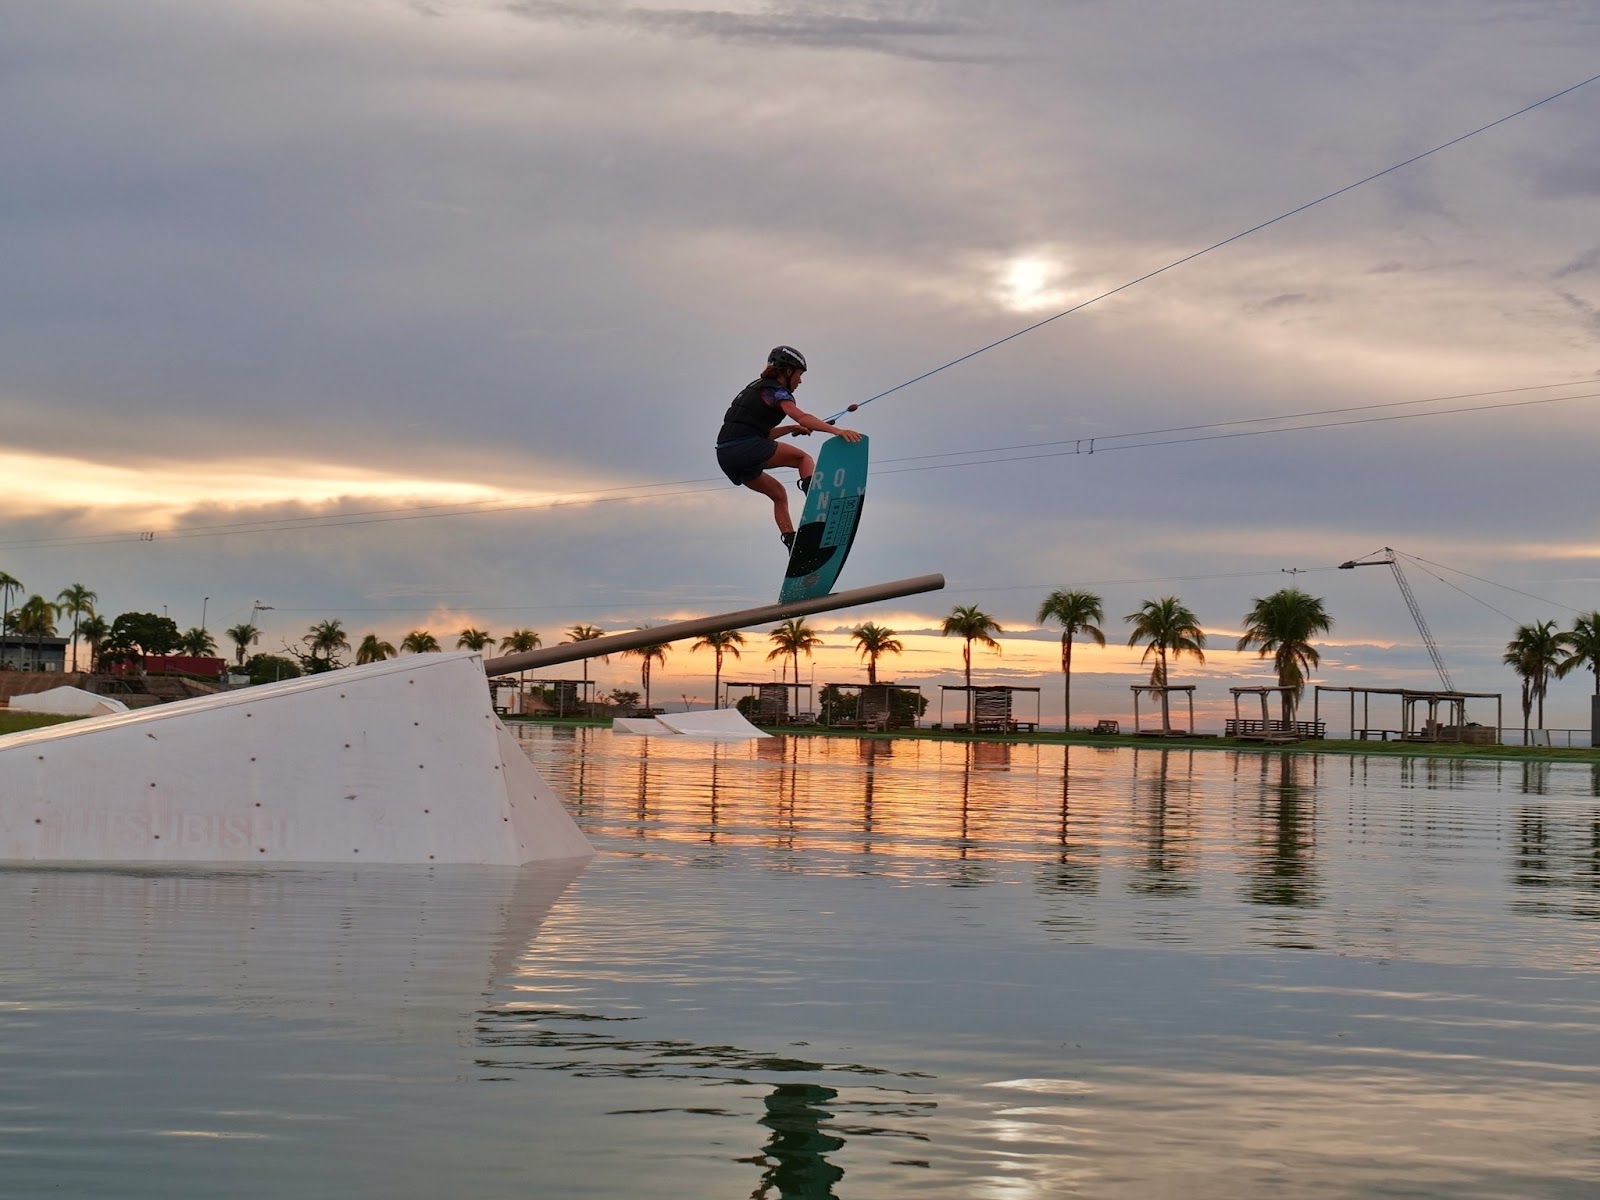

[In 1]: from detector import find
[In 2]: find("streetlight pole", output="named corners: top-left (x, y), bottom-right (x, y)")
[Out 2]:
top-left (201, 597), bottom-right (209, 634)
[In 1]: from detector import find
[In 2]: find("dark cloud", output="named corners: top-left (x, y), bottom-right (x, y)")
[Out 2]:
top-left (499, 0), bottom-right (1008, 63)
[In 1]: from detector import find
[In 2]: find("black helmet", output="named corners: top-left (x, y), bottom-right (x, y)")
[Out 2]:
top-left (767, 345), bottom-right (807, 372)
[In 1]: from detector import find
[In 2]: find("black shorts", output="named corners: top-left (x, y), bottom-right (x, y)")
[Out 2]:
top-left (716, 437), bottom-right (777, 486)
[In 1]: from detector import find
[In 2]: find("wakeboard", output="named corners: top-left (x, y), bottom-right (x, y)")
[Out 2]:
top-left (780, 434), bottom-right (869, 602)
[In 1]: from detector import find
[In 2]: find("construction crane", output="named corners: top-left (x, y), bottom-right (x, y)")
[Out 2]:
top-left (1338, 547), bottom-right (1455, 692)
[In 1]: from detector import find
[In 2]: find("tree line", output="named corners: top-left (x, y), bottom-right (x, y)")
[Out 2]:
top-left (6, 569), bottom-right (1598, 733)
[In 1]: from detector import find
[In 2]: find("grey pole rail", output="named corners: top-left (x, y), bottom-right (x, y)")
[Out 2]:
top-left (483, 573), bottom-right (945, 678)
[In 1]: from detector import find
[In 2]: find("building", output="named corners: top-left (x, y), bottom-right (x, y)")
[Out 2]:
top-left (0, 634), bottom-right (69, 673)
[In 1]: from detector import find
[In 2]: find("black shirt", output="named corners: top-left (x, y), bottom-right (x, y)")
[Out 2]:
top-left (717, 378), bottom-right (793, 444)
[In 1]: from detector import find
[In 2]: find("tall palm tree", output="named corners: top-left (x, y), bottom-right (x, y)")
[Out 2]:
top-left (1036, 589), bottom-right (1105, 732)
top-left (12, 594), bottom-right (58, 670)
top-left (180, 627), bottom-right (218, 657)
top-left (225, 622), bottom-right (261, 669)
top-left (624, 631), bottom-right (671, 713)
top-left (401, 630), bottom-right (441, 654)
top-left (356, 634), bottom-right (397, 664)
top-left (457, 628), bottom-right (494, 651)
top-left (563, 624), bottom-right (606, 689)
top-left (1125, 596), bottom-right (1207, 734)
top-left (1504, 620), bottom-right (1564, 738)
top-left (850, 623), bottom-right (903, 686)
top-left (500, 629), bottom-right (542, 656)
top-left (0, 570), bottom-right (21, 650)
top-left (304, 619), bottom-right (351, 667)
top-left (79, 614), bottom-right (110, 674)
top-left (942, 604), bottom-right (1003, 727)
top-left (1236, 588), bottom-right (1333, 723)
top-left (55, 584), bottom-right (97, 673)
top-left (767, 619), bottom-right (822, 690)
top-left (692, 629), bottom-right (745, 708)
top-left (1556, 611), bottom-right (1600, 698)
top-left (498, 629), bottom-right (542, 710)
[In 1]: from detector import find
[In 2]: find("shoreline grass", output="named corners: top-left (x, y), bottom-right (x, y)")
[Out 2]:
top-left (507, 715), bottom-right (1598, 762)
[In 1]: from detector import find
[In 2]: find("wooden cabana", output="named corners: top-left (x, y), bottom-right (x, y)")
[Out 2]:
top-left (938, 685), bottom-right (1041, 733)
top-left (722, 680), bottom-right (814, 724)
top-left (1313, 685), bottom-right (1502, 743)
top-left (1226, 686), bottom-right (1326, 742)
top-left (819, 683), bottom-right (925, 730)
top-left (1129, 684), bottom-right (1197, 736)
top-left (485, 675), bottom-right (594, 716)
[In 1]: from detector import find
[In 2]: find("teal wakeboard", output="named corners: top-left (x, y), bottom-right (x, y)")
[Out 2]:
top-left (780, 434), bottom-right (869, 602)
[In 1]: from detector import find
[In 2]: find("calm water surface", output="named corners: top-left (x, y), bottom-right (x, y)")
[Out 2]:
top-left (3, 729), bottom-right (1598, 1198)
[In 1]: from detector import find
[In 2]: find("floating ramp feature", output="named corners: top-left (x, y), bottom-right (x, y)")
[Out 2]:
top-left (612, 708), bottom-right (772, 740)
top-left (6, 686), bottom-right (130, 717)
top-left (0, 654), bottom-right (593, 866)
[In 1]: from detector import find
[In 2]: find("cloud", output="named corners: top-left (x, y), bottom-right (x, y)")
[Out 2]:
top-left (6, 0), bottom-right (1600, 724)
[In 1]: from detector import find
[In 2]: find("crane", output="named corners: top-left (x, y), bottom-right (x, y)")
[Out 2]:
top-left (1338, 547), bottom-right (1454, 692)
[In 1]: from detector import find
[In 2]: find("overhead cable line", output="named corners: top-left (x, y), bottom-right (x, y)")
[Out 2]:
top-left (878, 389), bottom-right (1600, 476)
top-left (1396, 551), bottom-right (1519, 623)
top-left (884, 379), bottom-right (1597, 468)
top-left (825, 69), bottom-right (1600, 423)
top-left (1401, 551), bottom-right (1586, 616)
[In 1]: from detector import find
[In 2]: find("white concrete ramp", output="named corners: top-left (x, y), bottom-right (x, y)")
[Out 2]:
top-left (0, 653), bottom-right (593, 866)
top-left (656, 708), bottom-right (771, 739)
top-left (612, 708), bottom-right (771, 740)
top-left (7, 685), bottom-right (129, 716)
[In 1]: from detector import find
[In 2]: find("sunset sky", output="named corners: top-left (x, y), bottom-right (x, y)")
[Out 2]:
top-left (4, 1), bottom-right (1600, 727)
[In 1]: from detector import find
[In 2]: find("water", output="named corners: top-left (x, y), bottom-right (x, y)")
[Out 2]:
top-left (2, 730), bottom-right (1598, 1197)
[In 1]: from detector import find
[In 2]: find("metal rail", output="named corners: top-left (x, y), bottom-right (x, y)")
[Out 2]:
top-left (482, 573), bottom-right (946, 677)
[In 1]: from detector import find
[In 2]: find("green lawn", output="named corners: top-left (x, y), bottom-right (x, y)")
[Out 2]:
top-left (0, 711), bottom-right (86, 736)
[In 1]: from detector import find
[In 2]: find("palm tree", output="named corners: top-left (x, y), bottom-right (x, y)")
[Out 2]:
top-left (0, 570), bottom-right (21, 650)
top-left (498, 628), bottom-right (543, 711)
top-left (767, 619), bottom-right (822, 690)
top-left (304, 619), bottom-right (351, 667)
top-left (942, 604), bottom-right (1003, 727)
top-left (1236, 588), bottom-right (1333, 724)
top-left (401, 630), bottom-right (440, 654)
top-left (1036, 589), bottom-right (1105, 732)
top-left (180, 627), bottom-right (218, 657)
top-left (457, 628), bottom-right (494, 651)
top-left (850, 623), bottom-right (903, 686)
top-left (1556, 612), bottom-right (1600, 698)
top-left (356, 634), bottom-right (397, 664)
top-left (1504, 620), bottom-right (1565, 738)
top-left (563, 624), bottom-right (606, 689)
top-left (692, 629), bottom-right (745, 708)
top-left (1125, 596), bottom-right (1207, 734)
top-left (624, 631), bottom-right (671, 713)
top-left (225, 622), bottom-right (261, 668)
top-left (79, 614), bottom-right (110, 674)
top-left (12, 594), bottom-right (58, 670)
top-left (500, 629), bottom-right (542, 656)
top-left (55, 584), bottom-right (97, 673)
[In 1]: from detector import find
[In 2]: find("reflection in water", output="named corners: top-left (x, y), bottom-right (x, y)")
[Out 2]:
top-left (475, 1000), bottom-right (934, 1198)
top-left (510, 725), bottom-right (1600, 950)
top-left (13, 726), bottom-right (1600, 1199)
top-left (749, 1084), bottom-right (845, 1199)
top-left (1245, 754), bottom-right (1320, 912)
top-left (1128, 748), bottom-right (1197, 899)
top-left (1041, 745), bottom-right (1100, 897)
